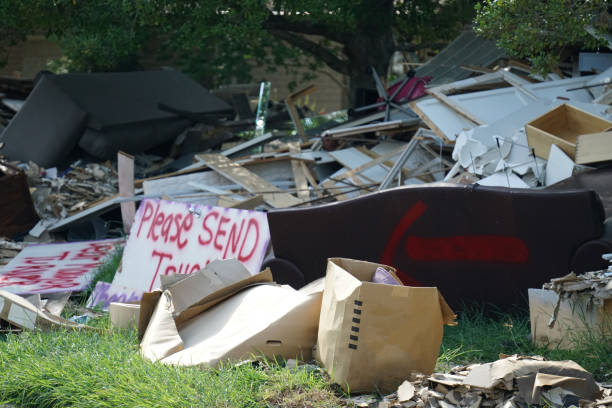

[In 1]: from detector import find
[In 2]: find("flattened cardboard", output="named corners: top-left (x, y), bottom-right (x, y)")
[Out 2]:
top-left (153, 284), bottom-right (322, 366)
top-left (140, 270), bottom-right (323, 366)
top-left (315, 258), bottom-right (456, 393)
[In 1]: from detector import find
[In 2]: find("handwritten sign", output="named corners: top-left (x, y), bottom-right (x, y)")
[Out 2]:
top-left (87, 281), bottom-right (144, 311)
top-left (0, 239), bottom-right (124, 295)
top-left (112, 199), bottom-right (270, 292)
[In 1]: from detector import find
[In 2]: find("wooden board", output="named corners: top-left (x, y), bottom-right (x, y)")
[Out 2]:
top-left (288, 143), bottom-right (310, 200)
top-left (199, 154), bottom-right (302, 208)
top-left (118, 151), bottom-right (136, 233)
top-left (576, 131), bottom-right (612, 164)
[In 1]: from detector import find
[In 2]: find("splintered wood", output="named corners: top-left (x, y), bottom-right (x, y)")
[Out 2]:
top-left (198, 153), bottom-right (302, 208)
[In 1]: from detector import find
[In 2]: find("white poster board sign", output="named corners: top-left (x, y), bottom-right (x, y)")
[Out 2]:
top-left (0, 239), bottom-right (124, 295)
top-left (112, 199), bottom-right (270, 292)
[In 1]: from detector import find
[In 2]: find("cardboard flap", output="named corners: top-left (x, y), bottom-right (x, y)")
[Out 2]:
top-left (167, 259), bottom-right (251, 315)
top-left (140, 291), bottom-right (184, 362)
top-left (174, 268), bottom-right (273, 326)
top-left (438, 293), bottom-right (457, 326)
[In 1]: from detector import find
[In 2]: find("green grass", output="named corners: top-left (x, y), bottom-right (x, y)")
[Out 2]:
top-left (440, 304), bottom-right (612, 380)
top-left (0, 305), bottom-right (610, 407)
top-left (0, 317), bottom-right (342, 408)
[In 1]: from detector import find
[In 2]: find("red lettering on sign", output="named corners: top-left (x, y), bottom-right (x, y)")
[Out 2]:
top-left (150, 250), bottom-right (173, 291)
top-left (137, 201), bottom-right (156, 238)
top-left (223, 219), bottom-right (245, 258)
top-left (199, 211), bottom-right (219, 246)
top-left (238, 219), bottom-right (259, 262)
top-left (214, 216), bottom-right (231, 250)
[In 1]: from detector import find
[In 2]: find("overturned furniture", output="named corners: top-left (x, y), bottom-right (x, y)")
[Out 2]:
top-left (0, 70), bottom-right (233, 166)
top-left (264, 185), bottom-right (610, 308)
top-left (0, 161), bottom-right (39, 238)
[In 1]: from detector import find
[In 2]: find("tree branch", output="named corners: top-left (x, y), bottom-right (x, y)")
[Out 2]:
top-left (264, 14), bottom-right (351, 43)
top-left (267, 29), bottom-right (351, 76)
top-left (395, 42), bottom-right (448, 52)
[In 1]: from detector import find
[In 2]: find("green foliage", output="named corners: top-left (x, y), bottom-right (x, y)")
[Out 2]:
top-left (0, 0), bottom-right (477, 93)
top-left (475, 0), bottom-right (609, 75)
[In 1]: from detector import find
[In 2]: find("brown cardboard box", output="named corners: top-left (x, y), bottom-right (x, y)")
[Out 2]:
top-left (525, 104), bottom-right (612, 160)
top-left (315, 258), bottom-right (456, 393)
top-left (528, 288), bottom-right (612, 349)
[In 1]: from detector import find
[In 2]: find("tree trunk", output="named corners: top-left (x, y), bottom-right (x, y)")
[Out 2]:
top-left (344, 31), bottom-right (396, 108)
top-left (343, 0), bottom-right (396, 107)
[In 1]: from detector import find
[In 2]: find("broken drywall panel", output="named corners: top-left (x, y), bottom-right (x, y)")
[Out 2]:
top-left (0, 239), bottom-right (124, 295)
top-left (476, 170), bottom-right (530, 189)
top-left (413, 76), bottom-right (598, 141)
top-left (289, 151), bottom-right (335, 164)
top-left (112, 199), bottom-right (270, 292)
top-left (545, 145), bottom-right (576, 186)
top-left (328, 147), bottom-right (390, 183)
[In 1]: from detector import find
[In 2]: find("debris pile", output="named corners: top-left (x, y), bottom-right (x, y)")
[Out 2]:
top-left (27, 161), bottom-right (118, 223)
top-left (350, 355), bottom-right (611, 408)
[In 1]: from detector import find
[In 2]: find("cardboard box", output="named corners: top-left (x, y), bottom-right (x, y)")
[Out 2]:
top-left (575, 131), bottom-right (612, 164)
top-left (525, 104), bottom-right (612, 160)
top-left (315, 258), bottom-right (456, 393)
top-left (0, 289), bottom-right (90, 330)
top-left (528, 288), bottom-right (612, 349)
top-left (109, 302), bottom-right (140, 329)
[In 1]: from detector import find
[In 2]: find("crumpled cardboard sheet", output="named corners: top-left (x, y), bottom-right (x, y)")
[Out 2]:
top-left (462, 355), bottom-right (601, 404)
top-left (0, 289), bottom-right (90, 330)
top-left (139, 259), bottom-right (324, 367)
top-left (315, 258), bottom-right (456, 393)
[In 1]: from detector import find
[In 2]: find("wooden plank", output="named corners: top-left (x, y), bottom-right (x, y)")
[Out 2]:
top-left (198, 154), bottom-right (302, 208)
top-left (429, 90), bottom-right (486, 126)
top-left (143, 171), bottom-right (231, 196)
top-left (221, 132), bottom-right (279, 157)
top-left (299, 161), bottom-right (322, 197)
top-left (285, 100), bottom-right (308, 142)
top-left (288, 143), bottom-right (310, 200)
top-left (228, 195), bottom-right (265, 209)
top-left (575, 131), bottom-right (612, 164)
top-left (118, 151), bottom-right (136, 233)
top-left (322, 119), bottom-right (412, 138)
top-left (288, 84), bottom-right (317, 101)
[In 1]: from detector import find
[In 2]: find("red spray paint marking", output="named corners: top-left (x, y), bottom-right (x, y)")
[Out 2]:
top-left (380, 201), bottom-right (529, 286)
top-left (380, 201), bottom-right (427, 286)
top-left (405, 236), bottom-right (528, 262)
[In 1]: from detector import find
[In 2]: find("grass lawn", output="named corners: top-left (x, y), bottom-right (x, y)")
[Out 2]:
top-left (1, 304), bottom-right (610, 408)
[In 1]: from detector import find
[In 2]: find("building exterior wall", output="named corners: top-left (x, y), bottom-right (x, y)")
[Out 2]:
top-left (0, 36), bottom-right (63, 78)
top-left (0, 36), bottom-right (349, 112)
